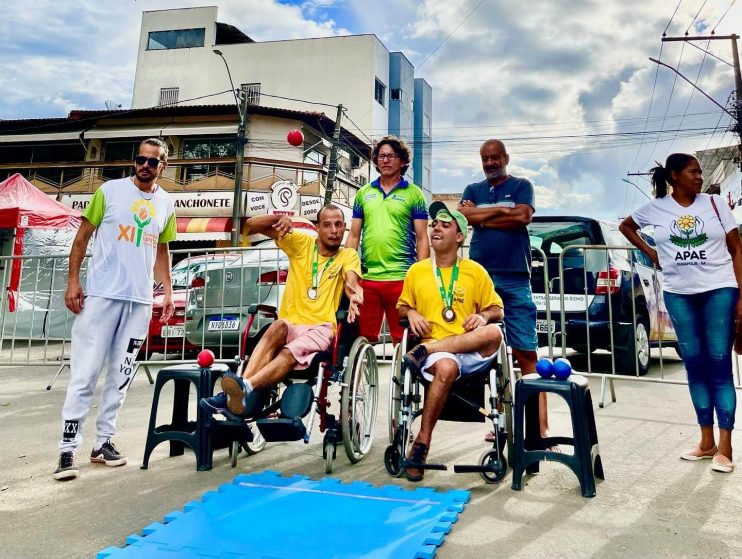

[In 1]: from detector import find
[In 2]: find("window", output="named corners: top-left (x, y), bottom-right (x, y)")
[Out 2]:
top-left (424, 114), bottom-right (431, 137)
top-left (147, 28), bottom-right (206, 50)
top-left (181, 136), bottom-right (238, 182)
top-left (240, 83), bottom-right (261, 106)
top-left (391, 88), bottom-right (402, 101)
top-left (159, 87), bottom-right (179, 107)
top-left (374, 78), bottom-right (386, 107)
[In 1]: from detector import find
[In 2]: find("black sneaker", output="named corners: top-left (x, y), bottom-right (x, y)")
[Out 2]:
top-left (53, 451), bottom-right (79, 481)
top-left (403, 344), bottom-right (429, 373)
top-left (90, 440), bottom-right (127, 467)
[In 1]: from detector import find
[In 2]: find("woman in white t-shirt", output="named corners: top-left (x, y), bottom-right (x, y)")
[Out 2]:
top-left (620, 153), bottom-right (742, 474)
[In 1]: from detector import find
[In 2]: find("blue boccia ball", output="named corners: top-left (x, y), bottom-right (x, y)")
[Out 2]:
top-left (553, 358), bottom-right (572, 380)
top-left (536, 358), bottom-right (554, 378)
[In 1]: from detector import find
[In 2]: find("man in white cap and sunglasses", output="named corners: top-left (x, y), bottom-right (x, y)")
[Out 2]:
top-left (396, 202), bottom-right (504, 482)
top-left (54, 138), bottom-right (177, 481)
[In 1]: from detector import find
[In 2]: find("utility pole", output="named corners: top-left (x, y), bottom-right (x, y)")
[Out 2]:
top-left (231, 90), bottom-right (249, 245)
top-left (661, 34), bottom-right (742, 170)
top-left (323, 104), bottom-right (344, 206)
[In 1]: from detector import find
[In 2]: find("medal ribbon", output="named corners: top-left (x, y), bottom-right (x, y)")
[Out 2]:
top-left (433, 259), bottom-right (459, 309)
top-left (311, 242), bottom-right (337, 290)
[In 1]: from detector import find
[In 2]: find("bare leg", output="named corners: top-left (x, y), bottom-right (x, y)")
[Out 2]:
top-left (512, 348), bottom-right (551, 439)
top-left (243, 320), bottom-right (290, 379)
top-left (717, 428), bottom-right (732, 460)
top-left (415, 359), bottom-right (459, 447)
top-left (246, 348), bottom-right (298, 391)
top-left (420, 324), bottom-right (502, 358)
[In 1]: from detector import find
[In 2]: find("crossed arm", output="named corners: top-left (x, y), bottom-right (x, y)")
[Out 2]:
top-left (457, 201), bottom-right (534, 230)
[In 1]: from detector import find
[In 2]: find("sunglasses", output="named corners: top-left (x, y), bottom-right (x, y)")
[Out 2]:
top-left (134, 155), bottom-right (163, 168)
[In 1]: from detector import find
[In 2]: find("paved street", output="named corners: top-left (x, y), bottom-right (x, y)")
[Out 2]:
top-left (1, 352), bottom-right (741, 558)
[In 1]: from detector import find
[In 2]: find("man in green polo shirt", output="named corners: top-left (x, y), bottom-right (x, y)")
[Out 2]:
top-left (346, 136), bottom-right (429, 344)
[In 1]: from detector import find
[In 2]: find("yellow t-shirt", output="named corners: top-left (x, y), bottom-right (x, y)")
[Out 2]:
top-left (277, 231), bottom-right (361, 330)
top-left (397, 258), bottom-right (503, 343)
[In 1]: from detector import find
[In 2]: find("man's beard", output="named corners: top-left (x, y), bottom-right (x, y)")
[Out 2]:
top-left (135, 169), bottom-right (157, 183)
top-left (484, 167), bottom-right (506, 181)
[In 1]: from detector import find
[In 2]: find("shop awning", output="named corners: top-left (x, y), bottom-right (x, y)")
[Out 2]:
top-left (176, 216), bottom-right (232, 241)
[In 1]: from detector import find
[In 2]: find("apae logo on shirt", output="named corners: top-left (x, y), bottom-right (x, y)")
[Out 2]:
top-left (671, 215), bottom-right (708, 264)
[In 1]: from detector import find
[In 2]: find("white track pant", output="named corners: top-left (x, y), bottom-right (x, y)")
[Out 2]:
top-left (59, 296), bottom-right (151, 453)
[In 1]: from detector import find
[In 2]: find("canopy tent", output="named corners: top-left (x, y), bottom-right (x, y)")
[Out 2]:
top-left (0, 173), bottom-right (82, 311)
top-left (0, 173), bottom-right (81, 229)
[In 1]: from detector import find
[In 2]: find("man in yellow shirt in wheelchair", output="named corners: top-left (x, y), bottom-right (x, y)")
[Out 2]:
top-left (202, 204), bottom-right (363, 417)
top-left (397, 202), bottom-right (504, 481)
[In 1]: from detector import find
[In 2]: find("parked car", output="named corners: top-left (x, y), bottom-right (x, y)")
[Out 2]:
top-left (185, 224), bottom-right (317, 357)
top-left (528, 216), bottom-right (676, 375)
top-left (139, 253), bottom-right (241, 359)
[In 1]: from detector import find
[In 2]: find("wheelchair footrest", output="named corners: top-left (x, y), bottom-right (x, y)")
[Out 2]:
top-left (406, 461), bottom-right (447, 471)
top-left (453, 464), bottom-right (500, 474)
top-left (255, 417), bottom-right (307, 442)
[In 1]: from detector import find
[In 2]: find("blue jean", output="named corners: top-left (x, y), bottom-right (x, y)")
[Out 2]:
top-left (663, 287), bottom-right (738, 431)
top-left (488, 272), bottom-right (538, 352)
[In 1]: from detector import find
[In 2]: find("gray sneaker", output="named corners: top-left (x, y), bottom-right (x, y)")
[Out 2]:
top-left (53, 451), bottom-right (79, 481)
top-left (90, 440), bottom-right (127, 467)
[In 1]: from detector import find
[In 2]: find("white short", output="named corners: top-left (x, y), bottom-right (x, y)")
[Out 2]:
top-left (419, 351), bottom-right (495, 382)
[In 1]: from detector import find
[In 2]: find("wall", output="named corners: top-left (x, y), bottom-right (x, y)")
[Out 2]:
top-left (414, 78), bottom-right (433, 199)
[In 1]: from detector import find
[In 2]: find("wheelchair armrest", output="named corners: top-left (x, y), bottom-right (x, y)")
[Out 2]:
top-left (247, 304), bottom-right (278, 318)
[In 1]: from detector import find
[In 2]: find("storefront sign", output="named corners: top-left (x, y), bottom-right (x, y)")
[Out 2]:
top-left (246, 193), bottom-right (268, 216)
top-left (58, 194), bottom-right (92, 211)
top-left (171, 192), bottom-right (236, 217)
top-left (300, 195), bottom-right (323, 219)
top-left (270, 180), bottom-right (299, 213)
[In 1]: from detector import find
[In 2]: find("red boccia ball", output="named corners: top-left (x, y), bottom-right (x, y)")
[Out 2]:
top-left (287, 129), bottom-right (304, 147)
top-left (197, 349), bottom-right (215, 368)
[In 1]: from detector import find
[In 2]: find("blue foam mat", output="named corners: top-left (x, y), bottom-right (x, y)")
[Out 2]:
top-left (98, 470), bottom-right (469, 559)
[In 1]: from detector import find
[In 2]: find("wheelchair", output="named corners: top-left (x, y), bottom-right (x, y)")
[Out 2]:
top-left (384, 321), bottom-right (516, 483)
top-left (208, 300), bottom-right (379, 473)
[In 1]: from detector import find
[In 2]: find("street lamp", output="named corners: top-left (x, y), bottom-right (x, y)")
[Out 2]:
top-left (213, 49), bottom-right (248, 246)
top-left (620, 178), bottom-right (652, 202)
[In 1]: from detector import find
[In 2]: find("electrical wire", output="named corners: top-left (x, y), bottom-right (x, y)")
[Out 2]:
top-left (416, 0), bottom-right (488, 70)
top-left (685, 0), bottom-right (709, 35)
top-left (712, 0), bottom-right (736, 32)
top-left (663, 0), bottom-right (684, 35)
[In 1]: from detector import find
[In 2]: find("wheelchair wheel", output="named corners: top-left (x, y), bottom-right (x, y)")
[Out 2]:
top-left (230, 441), bottom-right (240, 468)
top-left (341, 337), bottom-right (379, 463)
top-left (388, 342), bottom-right (403, 444)
top-left (384, 426), bottom-right (407, 478)
top-left (324, 439), bottom-right (334, 474)
top-left (496, 344), bottom-right (516, 459)
top-left (479, 449), bottom-right (508, 484)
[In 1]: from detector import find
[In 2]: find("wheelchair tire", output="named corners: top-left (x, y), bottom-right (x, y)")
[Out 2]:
top-left (341, 337), bottom-right (379, 463)
top-left (388, 342), bottom-right (404, 445)
top-left (479, 449), bottom-right (508, 484)
top-left (230, 441), bottom-right (239, 468)
top-left (324, 439), bottom-right (334, 474)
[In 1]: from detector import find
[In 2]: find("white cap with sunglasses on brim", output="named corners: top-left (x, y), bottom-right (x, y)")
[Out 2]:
top-left (428, 201), bottom-right (468, 241)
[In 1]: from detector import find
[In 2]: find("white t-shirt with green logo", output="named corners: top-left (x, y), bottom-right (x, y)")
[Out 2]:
top-left (82, 177), bottom-right (177, 304)
top-left (632, 193), bottom-right (738, 295)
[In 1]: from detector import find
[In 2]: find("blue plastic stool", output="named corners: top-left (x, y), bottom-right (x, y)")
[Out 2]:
top-left (510, 373), bottom-right (604, 498)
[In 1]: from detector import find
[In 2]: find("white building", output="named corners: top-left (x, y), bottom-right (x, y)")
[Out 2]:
top-left (697, 144), bottom-right (742, 223)
top-left (131, 6), bottom-right (433, 196)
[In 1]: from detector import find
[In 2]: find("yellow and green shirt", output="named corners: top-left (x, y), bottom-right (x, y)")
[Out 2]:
top-left (352, 178), bottom-right (428, 281)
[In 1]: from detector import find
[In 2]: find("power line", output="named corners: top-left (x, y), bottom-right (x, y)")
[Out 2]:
top-left (416, 0), bottom-right (488, 70)
top-left (663, 0), bottom-right (684, 35)
top-left (684, 0), bottom-right (709, 35)
top-left (628, 42), bottom-right (664, 172)
top-left (685, 40), bottom-right (733, 66)
top-left (712, 0), bottom-right (736, 32)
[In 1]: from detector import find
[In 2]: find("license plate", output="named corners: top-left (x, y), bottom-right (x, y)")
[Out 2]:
top-left (208, 319), bottom-right (240, 331)
top-left (160, 325), bottom-right (185, 338)
top-left (536, 319), bottom-right (555, 334)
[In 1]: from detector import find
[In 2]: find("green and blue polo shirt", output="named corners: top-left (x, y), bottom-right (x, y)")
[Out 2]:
top-left (352, 178), bottom-right (428, 281)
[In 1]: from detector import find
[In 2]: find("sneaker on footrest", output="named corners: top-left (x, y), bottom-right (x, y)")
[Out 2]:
top-left (201, 392), bottom-right (229, 414)
top-left (53, 451), bottom-right (79, 481)
top-left (221, 373), bottom-right (249, 415)
top-left (403, 345), bottom-right (429, 373)
top-left (90, 439), bottom-right (127, 467)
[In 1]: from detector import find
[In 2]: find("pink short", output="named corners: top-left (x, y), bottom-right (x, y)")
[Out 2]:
top-left (284, 321), bottom-right (334, 370)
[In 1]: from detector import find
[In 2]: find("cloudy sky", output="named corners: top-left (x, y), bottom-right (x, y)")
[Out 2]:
top-left (1, 0), bottom-right (740, 219)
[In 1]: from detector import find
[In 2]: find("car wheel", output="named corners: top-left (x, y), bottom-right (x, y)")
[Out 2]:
top-left (616, 315), bottom-right (650, 376)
